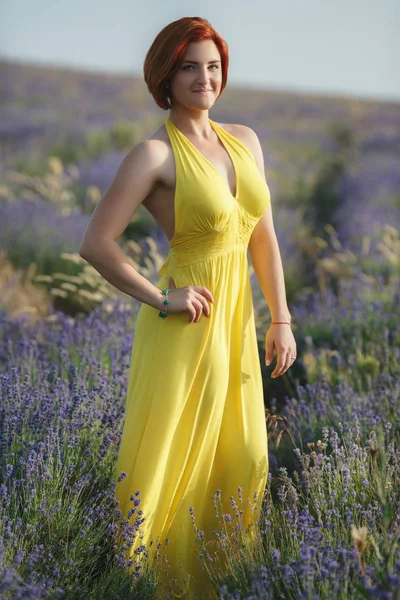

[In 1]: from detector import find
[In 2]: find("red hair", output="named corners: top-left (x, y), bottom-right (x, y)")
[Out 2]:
top-left (143, 16), bottom-right (229, 110)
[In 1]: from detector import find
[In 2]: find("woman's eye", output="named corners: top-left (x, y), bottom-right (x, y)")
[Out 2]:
top-left (182, 65), bottom-right (219, 70)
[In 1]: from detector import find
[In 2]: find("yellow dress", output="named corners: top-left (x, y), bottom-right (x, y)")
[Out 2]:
top-left (114, 115), bottom-right (271, 599)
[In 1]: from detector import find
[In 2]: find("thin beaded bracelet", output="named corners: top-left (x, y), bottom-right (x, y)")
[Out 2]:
top-left (271, 321), bottom-right (291, 325)
top-left (159, 289), bottom-right (171, 319)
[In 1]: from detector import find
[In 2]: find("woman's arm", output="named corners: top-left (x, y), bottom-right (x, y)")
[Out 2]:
top-left (236, 125), bottom-right (291, 322)
top-left (248, 205), bottom-right (291, 322)
top-left (79, 140), bottom-right (167, 311)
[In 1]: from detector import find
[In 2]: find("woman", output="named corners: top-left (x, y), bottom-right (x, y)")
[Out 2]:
top-left (79, 15), bottom-right (296, 600)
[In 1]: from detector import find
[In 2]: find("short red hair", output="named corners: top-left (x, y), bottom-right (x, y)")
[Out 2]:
top-left (143, 16), bottom-right (229, 110)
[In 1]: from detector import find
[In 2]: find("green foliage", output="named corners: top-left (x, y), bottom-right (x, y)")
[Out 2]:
top-left (110, 120), bottom-right (142, 150)
top-left (50, 143), bottom-right (81, 166)
top-left (254, 221), bottom-right (400, 401)
top-left (33, 237), bottom-right (164, 317)
top-left (49, 121), bottom-right (143, 167)
top-left (11, 154), bottom-right (50, 178)
top-left (308, 123), bottom-right (355, 234)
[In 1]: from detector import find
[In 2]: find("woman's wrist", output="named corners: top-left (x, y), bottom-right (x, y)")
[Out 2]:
top-left (159, 290), bottom-right (166, 310)
top-left (270, 312), bottom-right (291, 323)
top-left (158, 288), bottom-right (172, 319)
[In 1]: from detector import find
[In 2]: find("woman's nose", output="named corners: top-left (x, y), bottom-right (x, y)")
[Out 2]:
top-left (196, 68), bottom-right (211, 84)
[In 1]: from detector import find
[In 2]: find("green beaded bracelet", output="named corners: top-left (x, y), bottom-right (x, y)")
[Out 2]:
top-left (159, 288), bottom-right (171, 319)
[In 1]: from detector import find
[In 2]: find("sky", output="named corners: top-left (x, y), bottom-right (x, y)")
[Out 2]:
top-left (1, 0), bottom-right (400, 102)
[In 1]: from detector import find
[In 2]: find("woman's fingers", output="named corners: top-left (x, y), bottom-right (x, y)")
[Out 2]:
top-left (166, 278), bottom-right (213, 322)
top-left (271, 349), bottom-right (295, 378)
top-left (193, 285), bottom-right (214, 304)
top-left (189, 297), bottom-right (203, 323)
top-left (193, 291), bottom-right (211, 317)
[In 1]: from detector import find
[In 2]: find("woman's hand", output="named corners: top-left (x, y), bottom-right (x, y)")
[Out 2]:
top-left (265, 324), bottom-right (297, 378)
top-left (166, 276), bottom-right (214, 323)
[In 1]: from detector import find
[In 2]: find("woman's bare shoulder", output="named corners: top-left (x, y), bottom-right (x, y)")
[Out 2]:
top-left (218, 121), bottom-right (261, 159)
top-left (118, 123), bottom-right (170, 185)
top-left (217, 121), bottom-right (265, 178)
top-left (216, 121), bottom-right (258, 144)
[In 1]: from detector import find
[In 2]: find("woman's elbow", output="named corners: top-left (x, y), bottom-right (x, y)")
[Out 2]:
top-left (79, 232), bottom-right (99, 259)
top-left (78, 243), bottom-right (88, 259)
top-left (79, 240), bottom-right (95, 260)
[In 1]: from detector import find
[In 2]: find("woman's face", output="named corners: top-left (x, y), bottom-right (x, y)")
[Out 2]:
top-left (168, 39), bottom-right (222, 110)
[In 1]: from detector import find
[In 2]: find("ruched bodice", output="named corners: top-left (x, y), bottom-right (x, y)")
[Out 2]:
top-left (114, 115), bottom-right (271, 599)
top-left (158, 116), bottom-right (270, 272)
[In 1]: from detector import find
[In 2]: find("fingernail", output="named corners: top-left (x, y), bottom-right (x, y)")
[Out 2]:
top-left (266, 360), bottom-right (271, 366)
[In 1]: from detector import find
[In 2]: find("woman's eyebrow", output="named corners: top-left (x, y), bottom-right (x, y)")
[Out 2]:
top-left (181, 60), bottom-right (221, 64)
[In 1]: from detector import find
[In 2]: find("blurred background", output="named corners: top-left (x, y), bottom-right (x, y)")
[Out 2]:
top-left (1, 0), bottom-right (399, 343)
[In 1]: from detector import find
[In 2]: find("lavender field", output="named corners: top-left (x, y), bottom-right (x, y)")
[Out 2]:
top-left (1, 60), bottom-right (400, 599)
